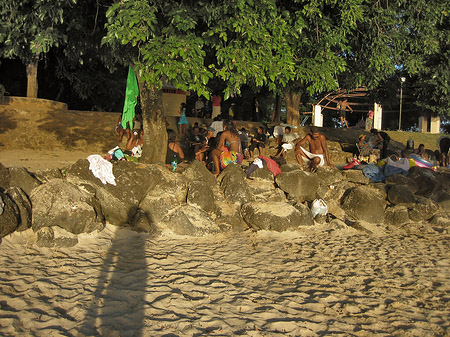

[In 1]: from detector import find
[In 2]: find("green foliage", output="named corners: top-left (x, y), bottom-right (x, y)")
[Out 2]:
top-left (0, 0), bottom-right (75, 62)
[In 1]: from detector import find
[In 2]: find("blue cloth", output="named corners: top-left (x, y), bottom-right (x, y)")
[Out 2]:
top-left (362, 164), bottom-right (385, 182)
top-left (384, 164), bottom-right (408, 177)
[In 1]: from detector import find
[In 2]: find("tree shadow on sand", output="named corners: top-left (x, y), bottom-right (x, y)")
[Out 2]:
top-left (79, 228), bottom-right (148, 336)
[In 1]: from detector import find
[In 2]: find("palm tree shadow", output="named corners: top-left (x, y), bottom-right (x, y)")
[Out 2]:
top-left (79, 228), bottom-right (148, 336)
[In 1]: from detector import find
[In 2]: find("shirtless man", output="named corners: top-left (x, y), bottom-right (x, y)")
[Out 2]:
top-left (211, 120), bottom-right (242, 176)
top-left (337, 99), bottom-right (353, 128)
top-left (295, 126), bottom-right (334, 171)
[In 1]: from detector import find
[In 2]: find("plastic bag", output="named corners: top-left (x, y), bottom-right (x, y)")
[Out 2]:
top-left (311, 199), bottom-right (328, 218)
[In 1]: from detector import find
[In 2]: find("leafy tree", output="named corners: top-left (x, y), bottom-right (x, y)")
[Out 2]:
top-left (0, 0), bottom-right (75, 98)
top-left (103, 0), bottom-right (295, 163)
top-left (273, 0), bottom-right (365, 126)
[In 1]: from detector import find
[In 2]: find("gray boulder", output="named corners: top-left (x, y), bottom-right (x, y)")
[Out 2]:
top-left (8, 167), bottom-right (41, 196)
top-left (275, 170), bottom-right (319, 202)
top-left (341, 170), bottom-right (370, 184)
top-left (430, 190), bottom-right (450, 210)
top-left (130, 209), bottom-right (158, 234)
top-left (157, 204), bottom-right (221, 236)
top-left (408, 196), bottom-right (439, 222)
top-left (248, 167), bottom-right (274, 180)
top-left (34, 168), bottom-right (63, 183)
top-left (31, 179), bottom-right (104, 234)
top-left (279, 163), bottom-right (302, 173)
top-left (186, 180), bottom-right (215, 213)
top-left (218, 164), bottom-right (253, 204)
top-left (341, 185), bottom-right (386, 223)
top-left (387, 185), bottom-right (416, 205)
top-left (0, 192), bottom-right (19, 237)
top-left (0, 162), bottom-right (10, 191)
top-left (407, 166), bottom-right (449, 197)
top-left (384, 205), bottom-right (410, 226)
top-left (213, 201), bottom-right (247, 232)
top-left (315, 166), bottom-right (343, 186)
top-left (247, 178), bottom-right (287, 203)
top-left (241, 201), bottom-right (313, 231)
top-left (182, 160), bottom-right (216, 186)
top-left (35, 227), bottom-right (79, 248)
top-left (6, 187), bottom-right (32, 231)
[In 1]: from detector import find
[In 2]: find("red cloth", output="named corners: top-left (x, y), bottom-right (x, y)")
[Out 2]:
top-left (212, 95), bottom-right (221, 107)
top-left (259, 156), bottom-right (281, 177)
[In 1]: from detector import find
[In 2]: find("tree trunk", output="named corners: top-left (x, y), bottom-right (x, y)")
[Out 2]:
top-left (26, 56), bottom-right (39, 98)
top-left (138, 80), bottom-right (167, 164)
top-left (285, 91), bottom-right (302, 127)
top-left (272, 93), bottom-right (282, 123)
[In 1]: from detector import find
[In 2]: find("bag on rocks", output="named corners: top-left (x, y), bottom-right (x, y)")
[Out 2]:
top-left (311, 199), bottom-right (328, 218)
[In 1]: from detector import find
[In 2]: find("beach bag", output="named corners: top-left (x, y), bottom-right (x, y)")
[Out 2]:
top-left (311, 199), bottom-right (328, 218)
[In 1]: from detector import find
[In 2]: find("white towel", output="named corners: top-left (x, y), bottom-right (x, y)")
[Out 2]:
top-left (87, 154), bottom-right (116, 186)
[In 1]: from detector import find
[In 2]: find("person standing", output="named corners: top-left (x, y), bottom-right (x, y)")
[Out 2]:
top-left (337, 99), bottom-right (353, 128)
top-left (438, 136), bottom-right (450, 167)
top-left (211, 93), bottom-right (222, 120)
top-left (365, 110), bottom-right (374, 130)
top-left (177, 102), bottom-right (188, 135)
top-left (194, 97), bottom-right (204, 118)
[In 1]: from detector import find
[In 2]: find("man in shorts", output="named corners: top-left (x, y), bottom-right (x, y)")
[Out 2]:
top-left (295, 126), bottom-right (334, 172)
top-left (337, 99), bottom-right (353, 129)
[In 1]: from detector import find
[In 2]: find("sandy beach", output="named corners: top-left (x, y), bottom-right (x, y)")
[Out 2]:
top-left (1, 222), bottom-right (449, 336)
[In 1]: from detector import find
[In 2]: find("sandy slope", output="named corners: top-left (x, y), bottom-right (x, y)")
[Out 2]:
top-left (0, 224), bottom-right (449, 336)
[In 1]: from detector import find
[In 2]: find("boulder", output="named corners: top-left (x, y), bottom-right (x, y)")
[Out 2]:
top-left (6, 187), bottom-right (32, 231)
top-left (130, 209), bottom-right (158, 234)
top-left (430, 190), bottom-right (450, 210)
top-left (315, 166), bottom-right (343, 186)
top-left (0, 162), bottom-right (10, 191)
top-left (408, 196), bottom-right (439, 222)
top-left (34, 168), bottom-right (63, 183)
top-left (139, 191), bottom-right (181, 225)
top-left (218, 164), bottom-right (254, 204)
top-left (182, 160), bottom-right (216, 186)
top-left (341, 170), bottom-right (370, 184)
top-left (35, 227), bottom-right (79, 248)
top-left (279, 163), bottom-right (302, 173)
top-left (247, 178), bottom-right (287, 203)
top-left (241, 201), bottom-right (313, 231)
top-left (384, 205), bottom-right (410, 226)
top-left (8, 167), bottom-right (41, 196)
top-left (249, 167), bottom-right (274, 180)
top-left (407, 166), bottom-right (450, 197)
top-left (31, 179), bottom-right (105, 234)
top-left (157, 204), bottom-right (221, 236)
top-left (341, 185), bottom-right (386, 223)
top-left (213, 201), bottom-right (248, 232)
top-left (275, 170), bottom-right (319, 202)
top-left (387, 185), bottom-right (416, 205)
top-left (186, 180), bottom-right (215, 213)
top-left (0, 192), bottom-right (19, 237)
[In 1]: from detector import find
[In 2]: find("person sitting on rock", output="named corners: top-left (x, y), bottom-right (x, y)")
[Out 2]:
top-left (195, 127), bottom-right (215, 163)
top-left (248, 126), bottom-right (266, 159)
top-left (413, 143), bottom-right (426, 158)
top-left (210, 120), bottom-right (243, 176)
top-left (274, 126), bottom-right (297, 158)
top-left (295, 126), bottom-right (334, 172)
top-left (166, 130), bottom-right (185, 167)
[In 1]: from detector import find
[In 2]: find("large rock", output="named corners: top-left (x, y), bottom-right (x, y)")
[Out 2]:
top-left (341, 170), bottom-right (370, 184)
top-left (0, 162), bottom-right (10, 191)
top-left (275, 170), bottom-right (319, 202)
top-left (218, 164), bottom-right (253, 204)
top-left (246, 178), bottom-right (287, 203)
top-left (384, 205), bottom-right (410, 226)
top-left (0, 192), bottom-right (19, 237)
top-left (182, 160), bottom-right (216, 186)
top-left (213, 201), bottom-right (247, 231)
top-left (35, 227), bottom-right (79, 248)
top-left (315, 166), bottom-right (343, 186)
top-left (157, 204), bottom-right (221, 236)
top-left (387, 185), bottom-right (416, 205)
top-left (407, 166), bottom-right (450, 197)
top-left (31, 179), bottom-right (104, 234)
top-left (341, 185), bottom-right (386, 223)
top-left (8, 167), bottom-right (41, 196)
top-left (186, 180), bottom-right (215, 213)
top-left (408, 196), bottom-right (439, 222)
top-left (130, 209), bottom-right (158, 234)
top-left (6, 187), bottom-right (32, 232)
top-left (241, 201), bottom-right (313, 231)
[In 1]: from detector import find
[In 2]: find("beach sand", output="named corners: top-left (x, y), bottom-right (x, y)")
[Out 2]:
top-left (0, 223), bottom-right (449, 336)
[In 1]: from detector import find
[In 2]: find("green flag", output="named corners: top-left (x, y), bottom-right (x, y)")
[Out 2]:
top-left (121, 66), bottom-right (139, 130)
